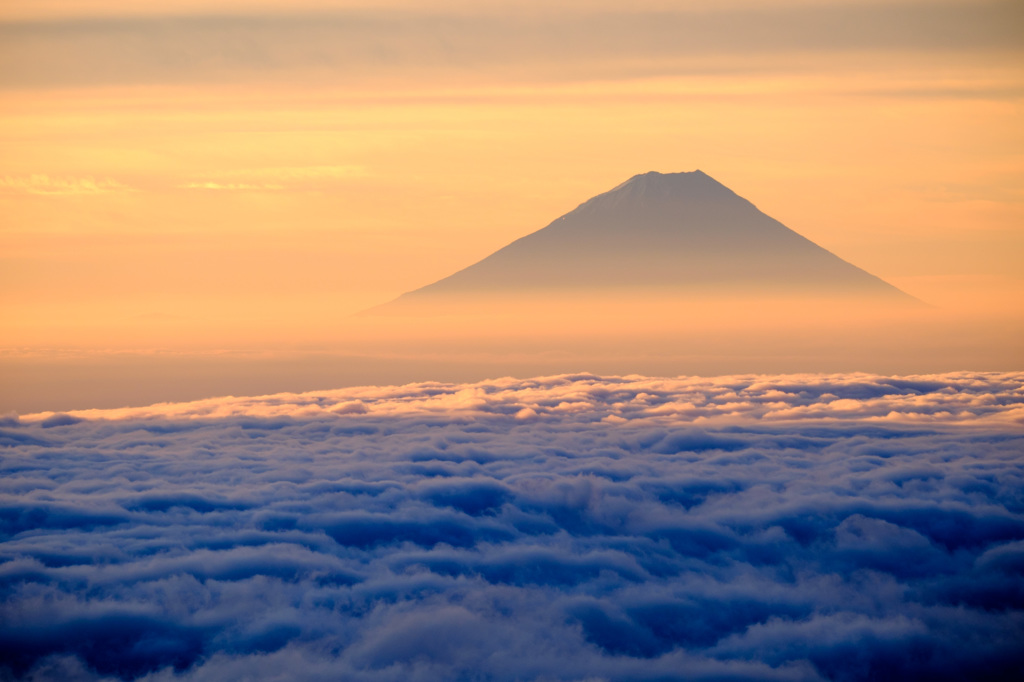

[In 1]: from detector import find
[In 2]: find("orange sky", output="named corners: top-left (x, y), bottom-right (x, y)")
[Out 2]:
top-left (1, 0), bottom-right (1022, 353)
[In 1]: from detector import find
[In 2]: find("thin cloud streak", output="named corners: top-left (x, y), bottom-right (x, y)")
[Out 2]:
top-left (179, 165), bottom-right (368, 191)
top-left (0, 174), bottom-right (131, 195)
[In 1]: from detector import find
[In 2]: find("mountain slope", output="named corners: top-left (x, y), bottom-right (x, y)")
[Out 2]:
top-left (372, 170), bottom-right (914, 313)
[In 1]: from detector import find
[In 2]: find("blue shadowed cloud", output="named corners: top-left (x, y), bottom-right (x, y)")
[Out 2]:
top-left (1, 372), bottom-right (1023, 680)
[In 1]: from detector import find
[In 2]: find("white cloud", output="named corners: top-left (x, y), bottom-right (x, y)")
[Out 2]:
top-left (24, 370), bottom-right (1023, 426)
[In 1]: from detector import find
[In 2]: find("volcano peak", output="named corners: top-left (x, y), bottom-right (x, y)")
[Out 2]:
top-left (368, 171), bottom-right (916, 314)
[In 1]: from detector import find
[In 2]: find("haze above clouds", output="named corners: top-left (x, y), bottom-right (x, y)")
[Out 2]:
top-left (4, 165), bottom-right (1019, 413)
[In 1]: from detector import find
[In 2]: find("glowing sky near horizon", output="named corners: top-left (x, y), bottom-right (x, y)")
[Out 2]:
top-left (1, 0), bottom-right (1022, 351)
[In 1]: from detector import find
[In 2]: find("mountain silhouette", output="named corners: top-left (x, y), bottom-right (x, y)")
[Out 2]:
top-left (371, 170), bottom-right (915, 314)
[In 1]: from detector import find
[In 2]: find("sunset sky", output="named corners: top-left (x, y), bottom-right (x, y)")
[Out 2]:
top-left (4, 6), bottom-right (1024, 677)
top-left (1, 0), bottom-right (1022, 352)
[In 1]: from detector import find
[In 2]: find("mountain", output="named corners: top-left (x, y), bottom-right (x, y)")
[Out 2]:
top-left (370, 170), bottom-right (915, 314)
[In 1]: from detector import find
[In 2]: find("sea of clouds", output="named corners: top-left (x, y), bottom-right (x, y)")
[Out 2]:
top-left (2, 372), bottom-right (1023, 681)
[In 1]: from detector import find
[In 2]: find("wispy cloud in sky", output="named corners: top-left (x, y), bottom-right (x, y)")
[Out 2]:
top-left (0, 174), bottom-right (131, 195)
top-left (179, 181), bottom-right (284, 191)
top-left (179, 165), bottom-right (367, 191)
top-left (1, 2), bottom-right (1020, 89)
top-left (3, 372), bottom-right (1022, 680)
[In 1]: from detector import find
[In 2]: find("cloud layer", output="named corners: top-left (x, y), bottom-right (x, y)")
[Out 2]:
top-left (2, 372), bottom-right (1023, 680)
top-left (3, 2), bottom-right (1020, 89)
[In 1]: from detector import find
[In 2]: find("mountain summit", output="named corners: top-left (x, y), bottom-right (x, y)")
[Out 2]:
top-left (371, 171), bottom-right (914, 313)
